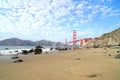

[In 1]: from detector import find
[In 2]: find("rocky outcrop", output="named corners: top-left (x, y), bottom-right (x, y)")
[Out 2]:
top-left (86, 28), bottom-right (120, 47)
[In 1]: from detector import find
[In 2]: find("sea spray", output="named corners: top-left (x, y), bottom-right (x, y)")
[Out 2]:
top-left (0, 48), bottom-right (57, 56)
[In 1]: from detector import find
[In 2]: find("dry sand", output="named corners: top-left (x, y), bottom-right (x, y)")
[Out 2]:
top-left (0, 48), bottom-right (120, 80)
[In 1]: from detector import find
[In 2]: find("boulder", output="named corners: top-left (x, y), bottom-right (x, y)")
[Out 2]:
top-left (34, 45), bottom-right (42, 54)
top-left (28, 48), bottom-right (34, 53)
top-left (22, 50), bottom-right (29, 55)
top-left (115, 54), bottom-right (120, 59)
top-left (13, 59), bottom-right (24, 63)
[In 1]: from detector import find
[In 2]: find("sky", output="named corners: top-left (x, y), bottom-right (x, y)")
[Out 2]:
top-left (0, 0), bottom-right (120, 42)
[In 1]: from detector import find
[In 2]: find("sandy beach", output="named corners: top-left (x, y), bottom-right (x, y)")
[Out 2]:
top-left (0, 48), bottom-right (120, 80)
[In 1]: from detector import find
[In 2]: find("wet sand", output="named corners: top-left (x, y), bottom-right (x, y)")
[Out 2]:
top-left (0, 48), bottom-right (120, 80)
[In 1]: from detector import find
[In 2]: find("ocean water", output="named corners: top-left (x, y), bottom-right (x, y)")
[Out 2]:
top-left (0, 46), bottom-right (35, 50)
top-left (0, 46), bottom-right (51, 60)
top-left (0, 46), bottom-right (35, 59)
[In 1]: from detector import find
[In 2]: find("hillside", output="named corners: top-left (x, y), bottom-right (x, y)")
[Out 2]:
top-left (0, 38), bottom-right (34, 46)
top-left (86, 28), bottom-right (120, 47)
top-left (0, 38), bottom-right (64, 46)
top-left (35, 40), bottom-right (64, 46)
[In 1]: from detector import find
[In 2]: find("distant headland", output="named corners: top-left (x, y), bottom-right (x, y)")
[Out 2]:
top-left (0, 38), bottom-right (64, 46)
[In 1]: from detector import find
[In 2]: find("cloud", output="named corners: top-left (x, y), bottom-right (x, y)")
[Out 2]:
top-left (0, 37), bottom-right (9, 41)
top-left (0, 0), bottom-right (120, 42)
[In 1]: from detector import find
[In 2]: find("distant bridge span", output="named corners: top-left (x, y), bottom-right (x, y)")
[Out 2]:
top-left (65, 30), bottom-right (98, 48)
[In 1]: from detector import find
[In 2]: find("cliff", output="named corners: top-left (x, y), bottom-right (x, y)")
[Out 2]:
top-left (86, 28), bottom-right (120, 47)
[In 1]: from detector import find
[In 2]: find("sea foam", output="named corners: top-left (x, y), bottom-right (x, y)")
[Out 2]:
top-left (0, 48), bottom-right (57, 56)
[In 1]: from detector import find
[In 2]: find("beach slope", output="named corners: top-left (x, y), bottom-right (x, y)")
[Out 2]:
top-left (0, 48), bottom-right (120, 80)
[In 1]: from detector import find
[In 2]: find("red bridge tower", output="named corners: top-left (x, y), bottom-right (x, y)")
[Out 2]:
top-left (73, 30), bottom-right (76, 49)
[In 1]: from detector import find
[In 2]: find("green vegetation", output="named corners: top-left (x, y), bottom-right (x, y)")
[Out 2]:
top-left (102, 33), bottom-right (110, 36)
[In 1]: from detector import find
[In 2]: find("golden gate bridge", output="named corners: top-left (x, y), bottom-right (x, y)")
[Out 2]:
top-left (64, 30), bottom-right (98, 48)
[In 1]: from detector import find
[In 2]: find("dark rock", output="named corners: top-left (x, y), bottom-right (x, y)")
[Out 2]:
top-left (13, 59), bottom-right (24, 63)
top-left (50, 48), bottom-right (53, 50)
top-left (15, 50), bottom-right (18, 52)
top-left (76, 58), bottom-right (81, 60)
top-left (55, 47), bottom-right (68, 51)
top-left (117, 51), bottom-right (120, 53)
top-left (5, 48), bottom-right (9, 50)
top-left (87, 74), bottom-right (97, 78)
top-left (22, 50), bottom-right (29, 55)
top-left (34, 45), bottom-right (42, 54)
top-left (28, 48), bottom-right (34, 53)
top-left (108, 54), bottom-right (111, 56)
top-left (115, 54), bottom-right (120, 59)
top-left (34, 48), bottom-right (42, 54)
top-left (11, 56), bottom-right (20, 59)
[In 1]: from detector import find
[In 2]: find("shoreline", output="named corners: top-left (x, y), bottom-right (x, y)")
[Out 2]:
top-left (0, 47), bottom-right (58, 56)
